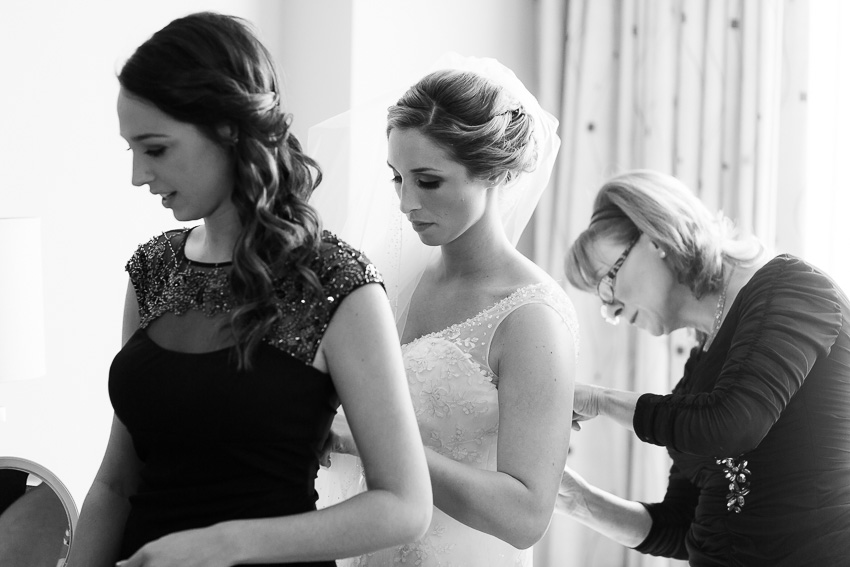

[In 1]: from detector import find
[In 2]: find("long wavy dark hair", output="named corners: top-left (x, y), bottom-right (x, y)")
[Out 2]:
top-left (119, 11), bottom-right (322, 369)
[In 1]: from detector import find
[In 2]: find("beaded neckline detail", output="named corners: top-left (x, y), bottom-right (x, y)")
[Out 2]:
top-left (125, 229), bottom-right (383, 364)
top-left (174, 226), bottom-right (233, 268)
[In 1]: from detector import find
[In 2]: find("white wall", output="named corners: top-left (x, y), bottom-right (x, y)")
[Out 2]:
top-left (1, 0), bottom-right (540, 530)
top-left (0, 0), bottom-right (300, 510)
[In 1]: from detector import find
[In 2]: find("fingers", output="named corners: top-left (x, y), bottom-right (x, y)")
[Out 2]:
top-left (571, 410), bottom-right (593, 431)
top-left (318, 430), bottom-right (343, 467)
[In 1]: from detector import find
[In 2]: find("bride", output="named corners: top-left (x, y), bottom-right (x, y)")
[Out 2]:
top-left (310, 55), bottom-right (578, 566)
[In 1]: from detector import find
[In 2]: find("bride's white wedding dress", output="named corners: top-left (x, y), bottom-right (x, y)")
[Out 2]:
top-left (326, 280), bottom-right (578, 567)
top-left (307, 52), bottom-right (567, 567)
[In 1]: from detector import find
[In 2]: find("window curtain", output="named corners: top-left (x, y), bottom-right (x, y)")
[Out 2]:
top-left (804, 0), bottom-right (850, 293)
top-left (530, 1), bottom-right (808, 566)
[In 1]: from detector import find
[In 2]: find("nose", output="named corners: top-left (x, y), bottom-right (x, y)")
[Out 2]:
top-left (397, 180), bottom-right (420, 215)
top-left (131, 152), bottom-right (154, 187)
top-left (600, 302), bottom-right (623, 325)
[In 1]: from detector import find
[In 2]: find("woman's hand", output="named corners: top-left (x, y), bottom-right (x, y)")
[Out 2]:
top-left (319, 411), bottom-right (360, 468)
top-left (555, 466), bottom-right (590, 517)
top-left (555, 465), bottom-right (654, 547)
top-left (116, 526), bottom-right (232, 567)
top-left (571, 383), bottom-right (602, 431)
top-left (572, 383), bottom-right (640, 432)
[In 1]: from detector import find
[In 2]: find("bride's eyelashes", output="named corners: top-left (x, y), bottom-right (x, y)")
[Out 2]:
top-left (416, 178), bottom-right (441, 189)
top-left (387, 164), bottom-right (443, 190)
top-left (389, 174), bottom-right (442, 190)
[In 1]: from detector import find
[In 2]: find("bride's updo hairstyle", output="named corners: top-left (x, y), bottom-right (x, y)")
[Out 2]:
top-left (387, 69), bottom-right (539, 185)
top-left (119, 11), bottom-right (322, 369)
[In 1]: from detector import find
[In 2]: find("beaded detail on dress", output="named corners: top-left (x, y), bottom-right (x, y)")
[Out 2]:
top-left (126, 228), bottom-right (382, 364)
top-left (716, 456), bottom-right (751, 513)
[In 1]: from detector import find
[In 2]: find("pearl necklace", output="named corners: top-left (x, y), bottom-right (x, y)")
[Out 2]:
top-left (703, 265), bottom-right (735, 352)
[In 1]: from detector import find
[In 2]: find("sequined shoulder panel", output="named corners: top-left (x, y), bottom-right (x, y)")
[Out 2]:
top-left (125, 229), bottom-right (383, 364)
top-left (266, 233), bottom-right (384, 363)
top-left (126, 229), bottom-right (195, 326)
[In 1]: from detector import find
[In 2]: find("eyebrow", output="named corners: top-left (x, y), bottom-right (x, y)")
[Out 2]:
top-left (129, 133), bottom-right (170, 142)
top-left (386, 162), bottom-right (443, 174)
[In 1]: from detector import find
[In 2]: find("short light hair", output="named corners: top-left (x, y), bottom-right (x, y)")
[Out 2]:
top-left (565, 170), bottom-right (761, 299)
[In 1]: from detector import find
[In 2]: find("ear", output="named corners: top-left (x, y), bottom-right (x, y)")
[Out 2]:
top-left (487, 170), bottom-right (509, 188)
top-left (651, 241), bottom-right (667, 259)
top-left (216, 123), bottom-right (239, 145)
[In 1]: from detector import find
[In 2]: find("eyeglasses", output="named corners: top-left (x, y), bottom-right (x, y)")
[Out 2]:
top-left (597, 234), bottom-right (640, 324)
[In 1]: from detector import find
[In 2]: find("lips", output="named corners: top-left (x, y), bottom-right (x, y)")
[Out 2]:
top-left (409, 220), bottom-right (433, 232)
top-left (151, 191), bottom-right (176, 207)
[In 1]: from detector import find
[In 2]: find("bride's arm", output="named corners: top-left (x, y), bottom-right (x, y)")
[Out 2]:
top-left (425, 302), bottom-right (576, 549)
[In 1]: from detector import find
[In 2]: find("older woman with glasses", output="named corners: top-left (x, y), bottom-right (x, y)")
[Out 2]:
top-left (557, 169), bottom-right (850, 566)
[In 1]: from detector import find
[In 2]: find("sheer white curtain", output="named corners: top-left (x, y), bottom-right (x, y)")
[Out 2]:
top-left (804, 0), bottom-right (850, 293)
top-left (530, 1), bottom-right (808, 565)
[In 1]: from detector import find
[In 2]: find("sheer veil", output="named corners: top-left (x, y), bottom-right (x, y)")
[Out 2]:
top-left (306, 52), bottom-right (560, 514)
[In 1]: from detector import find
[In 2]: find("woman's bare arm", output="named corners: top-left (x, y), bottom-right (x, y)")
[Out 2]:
top-left (424, 302), bottom-right (576, 549)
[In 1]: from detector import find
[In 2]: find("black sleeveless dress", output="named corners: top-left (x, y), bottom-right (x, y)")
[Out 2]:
top-left (109, 228), bottom-right (382, 567)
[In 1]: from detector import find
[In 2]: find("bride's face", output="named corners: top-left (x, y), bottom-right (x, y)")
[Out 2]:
top-left (387, 128), bottom-right (490, 247)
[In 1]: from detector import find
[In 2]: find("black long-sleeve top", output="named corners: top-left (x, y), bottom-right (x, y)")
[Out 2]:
top-left (633, 255), bottom-right (850, 566)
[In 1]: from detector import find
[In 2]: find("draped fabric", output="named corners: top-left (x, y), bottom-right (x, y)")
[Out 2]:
top-left (530, 1), bottom-right (809, 565)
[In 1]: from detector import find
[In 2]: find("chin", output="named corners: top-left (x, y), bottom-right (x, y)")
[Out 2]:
top-left (651, 328), bottom-right (667, 337)
top-left (171, 210), bottom-right (202, 223)
top-left (414, 232), bottom-right (445, 248)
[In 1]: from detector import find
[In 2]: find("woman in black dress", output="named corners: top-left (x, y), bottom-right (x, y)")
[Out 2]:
top-left (558, 169), bottom-right (850, 566)
top-left (69, 12), bottom-right (431, 567)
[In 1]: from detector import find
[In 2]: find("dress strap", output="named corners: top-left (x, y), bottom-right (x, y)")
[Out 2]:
top-left (479, 281), bottom-right (579, 378)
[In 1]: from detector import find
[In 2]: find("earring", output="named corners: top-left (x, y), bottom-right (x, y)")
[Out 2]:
top-left (659, 250), bottom-right (667, 259)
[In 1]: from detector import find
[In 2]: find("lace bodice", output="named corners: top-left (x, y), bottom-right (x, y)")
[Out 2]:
top-left (346, 280), bottom-right (578, 567)
top-left (405, 281), bottom-right (578, 469)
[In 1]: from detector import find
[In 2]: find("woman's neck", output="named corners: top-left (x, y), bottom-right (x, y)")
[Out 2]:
top-left (188, 210), bottom-right (242, 264)
top-left (436, 214), bottom-right (515, 282)
top-left (681, 259), bottom-right (765, 335)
